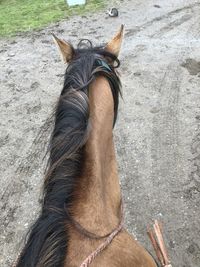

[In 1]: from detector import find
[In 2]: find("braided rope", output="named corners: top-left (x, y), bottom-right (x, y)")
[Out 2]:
top-left (79, 202), bottom-right (124, 267)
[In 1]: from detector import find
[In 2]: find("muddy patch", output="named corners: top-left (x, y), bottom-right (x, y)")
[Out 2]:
top-left (181, 58), bottom-right (200, 75)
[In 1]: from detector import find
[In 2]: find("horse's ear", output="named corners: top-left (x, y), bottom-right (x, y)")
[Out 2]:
top-left (105, 25), bottom-right (124, 57)
top-left (52, 33), bottom-right (74, 63)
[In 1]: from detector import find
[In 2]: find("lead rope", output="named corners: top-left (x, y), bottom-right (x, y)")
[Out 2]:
top-left (147, 220), bottom-right (172, 267)
top-left (79, 201), bottom-right (124, 267)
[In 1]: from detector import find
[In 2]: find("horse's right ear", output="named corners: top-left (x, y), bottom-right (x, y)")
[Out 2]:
top-left (52, 33), bottom-right (74, 63)
top-left (105, 25), bottom-right (124, 57)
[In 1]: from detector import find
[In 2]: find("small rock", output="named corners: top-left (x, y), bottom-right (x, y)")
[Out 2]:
top-left (150, 107), bottom-right (160, 113)
top-left (8, 53), bottom-right (15, 57)
top-left (154, 4), bottom-right (161, 8)
top-left (31, 82), bottom-right (40, 90)
top-left (133, 72), bottom-right (141, 76)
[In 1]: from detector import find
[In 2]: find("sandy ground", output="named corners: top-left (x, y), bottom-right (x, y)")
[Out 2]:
top-left (1, 0), bottom-right (200, 266)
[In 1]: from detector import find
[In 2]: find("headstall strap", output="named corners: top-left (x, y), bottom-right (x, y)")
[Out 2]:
top-left (79, 200), bottom-right (124, 267)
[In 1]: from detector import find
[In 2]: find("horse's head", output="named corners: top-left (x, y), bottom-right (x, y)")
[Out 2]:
top-left (52, 25), bottom-right (124, 64)
top-left (51, 25), bottom-right (124, 127)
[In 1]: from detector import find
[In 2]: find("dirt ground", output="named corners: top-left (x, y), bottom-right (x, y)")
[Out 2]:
top-left (1, 0), bottom-right (200, 266)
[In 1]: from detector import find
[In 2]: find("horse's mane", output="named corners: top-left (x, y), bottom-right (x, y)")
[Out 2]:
top-left (16, 40), bottom-right (121, 267)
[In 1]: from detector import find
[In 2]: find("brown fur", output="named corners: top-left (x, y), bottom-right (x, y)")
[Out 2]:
top-left (64, 77), bottom-right (157, 267)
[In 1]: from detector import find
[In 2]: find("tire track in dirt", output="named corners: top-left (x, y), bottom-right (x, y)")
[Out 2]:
top-left (174, 57), bottom-right (200, 200)
top-left (187, 15), bottom-right (200, 39)
top-left (150, 14), bottom-right (192, 38)
top-left (183, 3), bottom-right (200, 39)
top-left (150, 63), bottom-right (181, 200)
top-left (178, 103), bottom-right (200, 199)
top-left (125, 2), bottom-right (200, 38)
top-left (149, 63), bottom-right (183, 264)
top-left (150, 55), bottom-right (200, 266)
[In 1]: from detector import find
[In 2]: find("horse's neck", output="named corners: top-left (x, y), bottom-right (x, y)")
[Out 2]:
top-left (73, 76), bottom-right (121, 235)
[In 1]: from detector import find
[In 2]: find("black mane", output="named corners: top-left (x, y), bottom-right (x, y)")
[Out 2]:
top-left (16, 41), bottom-right (121, 267)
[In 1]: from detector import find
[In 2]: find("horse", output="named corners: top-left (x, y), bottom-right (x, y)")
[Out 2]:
top-left (15, 25), bottom-right (158, 267)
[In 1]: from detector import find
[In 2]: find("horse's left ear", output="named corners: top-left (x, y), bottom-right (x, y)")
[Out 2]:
top-left (105, 25), bottom-right (124, 57)
top-left (52, 33), bottom-right (74, 63)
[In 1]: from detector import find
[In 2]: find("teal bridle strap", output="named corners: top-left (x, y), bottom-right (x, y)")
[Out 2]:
top-left (96, 59), bottom-right (112, 72)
